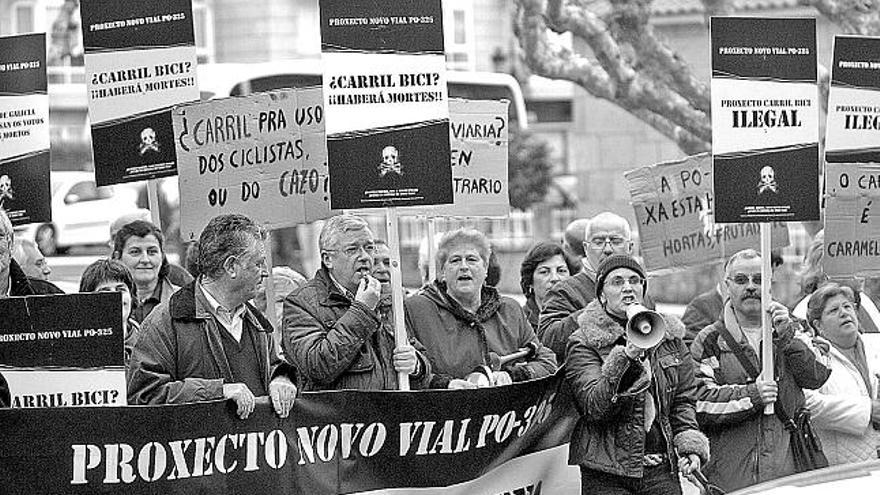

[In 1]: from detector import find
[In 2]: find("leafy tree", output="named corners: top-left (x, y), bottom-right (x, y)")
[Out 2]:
top-left (513, 0), bottom-right (879, 155)
top-left (508, 129), bottom-right (554, 210)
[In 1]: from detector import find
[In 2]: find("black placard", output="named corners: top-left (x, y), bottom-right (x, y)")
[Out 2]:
top-left (0, 292), bottom-right (124, 368)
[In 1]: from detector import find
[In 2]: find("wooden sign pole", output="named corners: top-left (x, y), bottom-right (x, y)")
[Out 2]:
top-left (760, 222), bottom-right (774, 415)
top-left (386, 207), bottom-right (410, 391)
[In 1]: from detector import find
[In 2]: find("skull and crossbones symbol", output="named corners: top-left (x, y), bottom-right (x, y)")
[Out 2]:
top-left (378, 146), bottom-right (402, 177)
top-left (0, 175), bottom-right (13, 206)
top-left (757, 166), bottom-right (778, 195)
top-left (138, 127), bottom-right (160, 155)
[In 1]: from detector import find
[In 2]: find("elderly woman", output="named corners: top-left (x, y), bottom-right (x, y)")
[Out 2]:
top-left (794, 231), bottom-right (880, 333)
top-left (565, 253), bottom-right (708, 494)
top-left (80, 258), bottom-right (139, 367)
top-left (405, 228), bottom-right (557, 389)
top-left (520, 241), bottom-right (578, 331)
top-left (804, 282), bottom-right (880, 465)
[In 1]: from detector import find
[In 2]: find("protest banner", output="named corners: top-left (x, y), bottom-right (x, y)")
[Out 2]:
top-left (0, 372), bottom-right (579, 494)
top-left (320, 0), bottom-right (453, 209)
top-left (0, 293), bottom-right (126, 408)
top-left (174, 88), bottom-right (333, 240)
top-left (0, 33), bottom-right (51, 225)
top-left (710, 17), bottom-right (820, 223)
top-left (822, 163), bottom-right (880, 279)
top-left (626, 153), bottom-right (789, 273)
top-left (825, 36), bottom-right (880, 163)
top-left (81, 0), bottom-right (199, 186)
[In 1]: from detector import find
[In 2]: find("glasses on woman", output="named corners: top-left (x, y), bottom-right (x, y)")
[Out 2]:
top-left (607, 275), bottom-right (645, 288)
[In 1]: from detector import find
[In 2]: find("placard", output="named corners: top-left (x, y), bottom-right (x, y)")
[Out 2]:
top-left (403, 98), bottom-right (510, 217)
top-left (81, 0), bottom-right (199, 185)
top-left (320, 0), bottom-right (453, 209)
top-left (626, 153), bottom-right (789, 273)
top-left (174, 88), bottom-right (333, 240)
top-left (0, 372), bottom-right (579, 494)
top-left (0, 292), bottom-right (126, 408)
top-left (710, 17), bottom-right (820, 223)
top-left (825, 35), bottom-right (880, 163)
top-left (823, 163), bottom-right (880, 278)
top-left (0, 33), bottom-right (51, 225)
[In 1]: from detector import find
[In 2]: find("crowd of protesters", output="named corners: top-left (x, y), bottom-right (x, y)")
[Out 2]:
top-left (2, 205), bottom-right (879, 495)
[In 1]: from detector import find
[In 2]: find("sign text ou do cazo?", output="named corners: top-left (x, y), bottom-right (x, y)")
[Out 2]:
top-left (174, 88), bottom-right (332, 240)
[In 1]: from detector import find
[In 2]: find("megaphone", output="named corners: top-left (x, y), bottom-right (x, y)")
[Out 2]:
top-left (625, 304), bottom-right (666, 349)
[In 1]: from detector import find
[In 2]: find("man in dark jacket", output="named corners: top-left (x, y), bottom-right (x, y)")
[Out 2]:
top-left (691, 249), bottom-right (830, 492)
top-left (0, 210), bottom-right (63, 297)
top-left (539, 212), bottom-right (639, 361)
top-left (283, 214), bottom-right (430, 391)
top-left (128, 214), bottom-right (297, 419)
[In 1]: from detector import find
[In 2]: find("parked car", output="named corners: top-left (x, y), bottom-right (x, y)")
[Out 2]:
top-left (13, 171), bottom-right (140, 255)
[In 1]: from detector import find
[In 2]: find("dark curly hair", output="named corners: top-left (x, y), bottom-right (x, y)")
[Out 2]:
top-left (519, 241), bottom-right (579, 296)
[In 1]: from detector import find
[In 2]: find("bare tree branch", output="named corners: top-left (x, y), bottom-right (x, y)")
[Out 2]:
top-left (514, 0), bottom-right (880, 155)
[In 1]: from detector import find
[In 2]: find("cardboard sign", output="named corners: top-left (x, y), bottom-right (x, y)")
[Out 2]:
top-left (81, 0), bottom-right (199, 185)
top-left (174, 88), bottom-right (333, 240)
top-left (710, 17), bottom-right (820, 223)
top-left (0, 292), bottom-right (126, 408)
top-left (402, 98), bottom-right (509, 217)
top-left (825, 36), bottom-right (880, 163)
top-left (320, 0), bottom-right (453, 209)
top-left (823, 163), bottom-right (880, 278)
top-left (626, 153), bottom-right (789, 273)
top-left (0, 33), bottom-right (51, 225)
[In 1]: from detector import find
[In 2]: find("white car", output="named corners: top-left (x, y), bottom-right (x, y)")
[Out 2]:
top-left (13, 171), bottom-right (140, 255)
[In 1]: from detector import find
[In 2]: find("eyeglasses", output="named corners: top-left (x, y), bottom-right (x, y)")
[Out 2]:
top-left (327, 242), bottom-right (377, 258)
top-left (728, 273), bottom-right (762, 286)
top-left (587, 236), bottom-right (628, 250)
top-left (607, 275), bottom-right (645, 288)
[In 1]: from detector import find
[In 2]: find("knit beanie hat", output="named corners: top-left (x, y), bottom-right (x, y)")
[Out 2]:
top-left (595, 253), bottom-right (647, 298)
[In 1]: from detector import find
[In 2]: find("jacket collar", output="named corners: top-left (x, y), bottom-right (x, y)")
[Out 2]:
top-left (577, 299), bottom-right (685, 349)
top-left (314, 267), bottom-right (355, 306)
top-left (8, 258), bottom-right (35, 296)
top-left (169, 281), bottom-right (273, 333)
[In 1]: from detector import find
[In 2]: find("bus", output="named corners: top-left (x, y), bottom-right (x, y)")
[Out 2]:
top-left (196, 59), bottom-right (528, 131)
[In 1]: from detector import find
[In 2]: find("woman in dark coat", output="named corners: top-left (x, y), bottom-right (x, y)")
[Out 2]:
top-left (565, 254), bottom-right (709, 494)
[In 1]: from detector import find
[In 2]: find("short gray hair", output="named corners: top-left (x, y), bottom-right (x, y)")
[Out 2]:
top-left (319, 214), bottom-right (372, 252)
top-left (586, 212), bottom-right (632, 240)
top-left (806, 282), bottom-right (856, 333)
top-left (724, 248), bottom-right (761, 276)
top-left (197, 214), bottom-right (266, 278)
top-left (436, 228), bottom-right (490, 272)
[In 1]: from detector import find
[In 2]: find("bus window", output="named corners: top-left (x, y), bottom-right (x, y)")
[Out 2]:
top-left (230, 74), bottom-right (323, 96)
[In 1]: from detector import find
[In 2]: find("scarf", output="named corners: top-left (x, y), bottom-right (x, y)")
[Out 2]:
top-left (434, 280), bottom-right (502, 365)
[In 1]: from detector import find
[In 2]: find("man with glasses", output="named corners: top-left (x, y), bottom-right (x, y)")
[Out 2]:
top-left (283, 214), bottom-right (430, 391)
top-left (538, 211), bottom-right (639, 361)
top-left (690, 249), bottom-right (830, 492)
top-left (128, 214), bottom-right (297, 420)
top-left (0, 210), bottom-right (61, 297)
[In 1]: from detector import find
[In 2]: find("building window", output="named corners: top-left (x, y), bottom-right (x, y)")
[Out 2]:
top-left (443, 0), bottom-right (474, 71)
top-left (192, 1), bottom-right (215, 63)
top-left (12, 1), bottom-right (36, 34)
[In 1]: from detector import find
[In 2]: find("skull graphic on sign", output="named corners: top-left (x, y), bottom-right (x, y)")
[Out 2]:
top-left (757, 165), bottom-right (778, 195)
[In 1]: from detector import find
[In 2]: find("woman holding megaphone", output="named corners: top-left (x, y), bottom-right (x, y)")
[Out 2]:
top-left (565, 254), bottom-right (710, 495)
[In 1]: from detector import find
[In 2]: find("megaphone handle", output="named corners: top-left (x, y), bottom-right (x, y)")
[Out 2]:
top-left (496, 347), bottom-right (532, 367)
